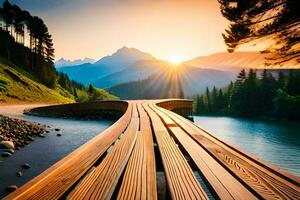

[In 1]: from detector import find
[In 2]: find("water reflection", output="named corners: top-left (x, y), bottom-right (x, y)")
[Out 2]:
top-left (194, 116), bottom-right (300, 176)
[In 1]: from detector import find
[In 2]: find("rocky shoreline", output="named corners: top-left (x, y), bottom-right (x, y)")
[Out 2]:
top-left (0, 114), bottom-right (45, 156)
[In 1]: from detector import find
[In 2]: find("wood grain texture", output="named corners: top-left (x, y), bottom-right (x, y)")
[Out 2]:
top-left (154, 104), bottom-right (300, 200)
top-left (4, 102), bottom-right (132, 200)
top-left (4, 99), bottom-right (299, 200)
top-left (117, 103), bottom-right (157, 200)
top-left (67, 103), bottom-right (139, 200)
top-left (144, 103), bottom-right (209, 200)
top-left (151, 104), bottom-right (257, 199)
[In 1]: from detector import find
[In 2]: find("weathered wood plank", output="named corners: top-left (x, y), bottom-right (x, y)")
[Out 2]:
top-left (143, 104), bottom-right (209, 200)
top-left (67, 103), bottom-right (139, 200)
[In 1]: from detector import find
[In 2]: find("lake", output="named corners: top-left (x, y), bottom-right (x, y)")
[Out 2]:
top-left (0, 115), bottom-right (112, 198)
top-left (194, 116), bottom-right (300, 177)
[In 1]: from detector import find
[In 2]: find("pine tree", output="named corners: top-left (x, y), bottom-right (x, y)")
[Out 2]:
top-left (205, 87), bottom-right (211, 113)
top-left (195, 95), bottom-right (204, 114)
top-left (260, 69), bottom-right (275, 113)
top-left (218, 0), bottom-right (300, 65)
top-left (88, 84), bottom-right (95, 94)
top-left (211, 86), bottom-right (218, 113)
top-left (286, 70), bottom-right (300, 95)
top-left (277, 71), bottom-right (285, 89)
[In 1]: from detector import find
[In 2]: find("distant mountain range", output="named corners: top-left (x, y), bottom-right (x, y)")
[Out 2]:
top-left (108, 66), bottom-right (237, 99)
top-left (57, 47), bottom-right (157, 85)
top-left (55, 58), bottom-right (96, 68)
top-left (57, 47), bottom-right (297, 99)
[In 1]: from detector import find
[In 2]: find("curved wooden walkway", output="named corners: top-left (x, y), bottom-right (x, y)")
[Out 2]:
top-left (4, 100), bottom-right (300, 200)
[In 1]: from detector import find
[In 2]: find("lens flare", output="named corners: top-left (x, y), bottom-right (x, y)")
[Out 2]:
top-left (168, 55), bottom-right (183, 65)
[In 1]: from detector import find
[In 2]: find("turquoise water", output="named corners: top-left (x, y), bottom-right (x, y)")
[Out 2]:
top-left (193, 116), bottom-right (300, 177)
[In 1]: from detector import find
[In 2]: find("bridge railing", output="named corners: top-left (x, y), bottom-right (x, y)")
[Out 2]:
top-left (156, 99), bottom-right (193, 118)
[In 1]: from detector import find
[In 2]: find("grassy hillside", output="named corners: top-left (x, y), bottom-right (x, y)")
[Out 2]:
top-left (0, 64), bottom-right (75, 104)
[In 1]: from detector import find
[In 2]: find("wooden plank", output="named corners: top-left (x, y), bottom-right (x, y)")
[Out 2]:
top-left (155, 104), bottom-right (300, 200)
top-left (151, 104), bottom-right (257, 199)
top-left (67, 103), bottom-right (139, 200)
top-left (4, 103), bottom-right (132, 200)
top-left (143, 103), bottom-right (209, 200)
top-left (117, 103), bottom-right (157, 200)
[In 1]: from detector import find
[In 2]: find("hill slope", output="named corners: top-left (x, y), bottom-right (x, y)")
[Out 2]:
top-left (0, 64), bottom-right (75, 104)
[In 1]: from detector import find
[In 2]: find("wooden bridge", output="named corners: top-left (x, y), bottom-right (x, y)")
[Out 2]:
top-left (4, 100), bottom-right (300, 200)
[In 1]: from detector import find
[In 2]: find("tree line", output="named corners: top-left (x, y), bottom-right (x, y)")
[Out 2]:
top-left (194, 69), bottom-right (300, 120)
top-left (0, 0), bottom-right (55, 87)
top-left (57, 72), bottom-right (117, 102)
top-left (0, 1), bottom-right (116, 102)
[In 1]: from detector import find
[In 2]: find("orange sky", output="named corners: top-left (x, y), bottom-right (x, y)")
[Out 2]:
top-left (9, 0), bottom-right (233, 61)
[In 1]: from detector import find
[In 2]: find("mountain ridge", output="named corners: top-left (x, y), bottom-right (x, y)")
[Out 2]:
top-left (57, 47), bottom-right (157, 85)
top-left (55, 57), bottom-right (96, 68)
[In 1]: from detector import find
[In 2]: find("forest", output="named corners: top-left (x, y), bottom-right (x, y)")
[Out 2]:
top-left (0, 1), bottom-right (115, 102)
top-left (194, 69), bottom-right (300, 120)
top-left (0, 0), bottom-right (56, 87)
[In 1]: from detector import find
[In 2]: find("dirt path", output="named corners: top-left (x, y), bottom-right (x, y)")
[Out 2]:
top-left (0, 104), bottom-right (53, 119)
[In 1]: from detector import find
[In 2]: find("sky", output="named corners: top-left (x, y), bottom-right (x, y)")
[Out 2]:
top-left (4, 0), bottom-right (233, 61)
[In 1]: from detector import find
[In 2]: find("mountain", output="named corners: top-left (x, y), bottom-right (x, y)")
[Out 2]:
top-left (55, 58), bottom-right (96, 68)
top-left (59, 48), bottom-right (298, 98)
top-left (184, 51), bottom-right (300, 69)
top-left (93, 60), bottom-right (169, 88)
top-left (108, 66), bottom-right (237, 99)
top-left (57, 47), bottom-right (156, 85)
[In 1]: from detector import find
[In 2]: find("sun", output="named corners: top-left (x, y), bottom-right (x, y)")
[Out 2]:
top-left (168, 55), bottom-right (183, 65)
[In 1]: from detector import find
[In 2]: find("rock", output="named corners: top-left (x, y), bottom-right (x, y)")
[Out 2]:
top-left (1, 152), bottom-right (12, 157)
top-left (16, 171), bottom-right (22, 177)
top-left (45, 130), bottom-right (50, 133)
top-left (0, 141), bottom-right (15, 150)
top-left (22, 163), bottom-right (31, 169)
top-left (56, 133), bottom-right (62, 136)
top-left (28, 136), bottom-right (34, 141)
top-left (38, 134), bottom-right (45, 138)
top-left (55, 128), bottom-right (60, 131)
top-left (7, 185), bottom-right (18, 192)
top-left (6, 149), bottom-right (14, 154)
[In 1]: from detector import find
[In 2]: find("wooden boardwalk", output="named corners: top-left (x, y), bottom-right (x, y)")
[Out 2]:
top-left (4, 100), bottom-right (300, 200)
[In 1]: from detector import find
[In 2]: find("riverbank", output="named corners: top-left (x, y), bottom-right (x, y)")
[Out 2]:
top-left (0, 104), bottom-right (54, 157)
top-left (0, 109), bottom-right (112, 198)
top-left (0, 115), bottom-right (45, 152)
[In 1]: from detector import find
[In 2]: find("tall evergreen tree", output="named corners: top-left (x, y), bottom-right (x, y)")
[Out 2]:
top-left (211, 86), bottom-right (218, 113)
top-left (260, 69), bottom-right (275, 113)
top-left (277, 71), bottom-right (285, 89)
top-left (286, 70), bottom-right (300, 95)
top-left (195, 95), bottom-right (205, 114)
top-left (205, 87), bottom-right (211, 113)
